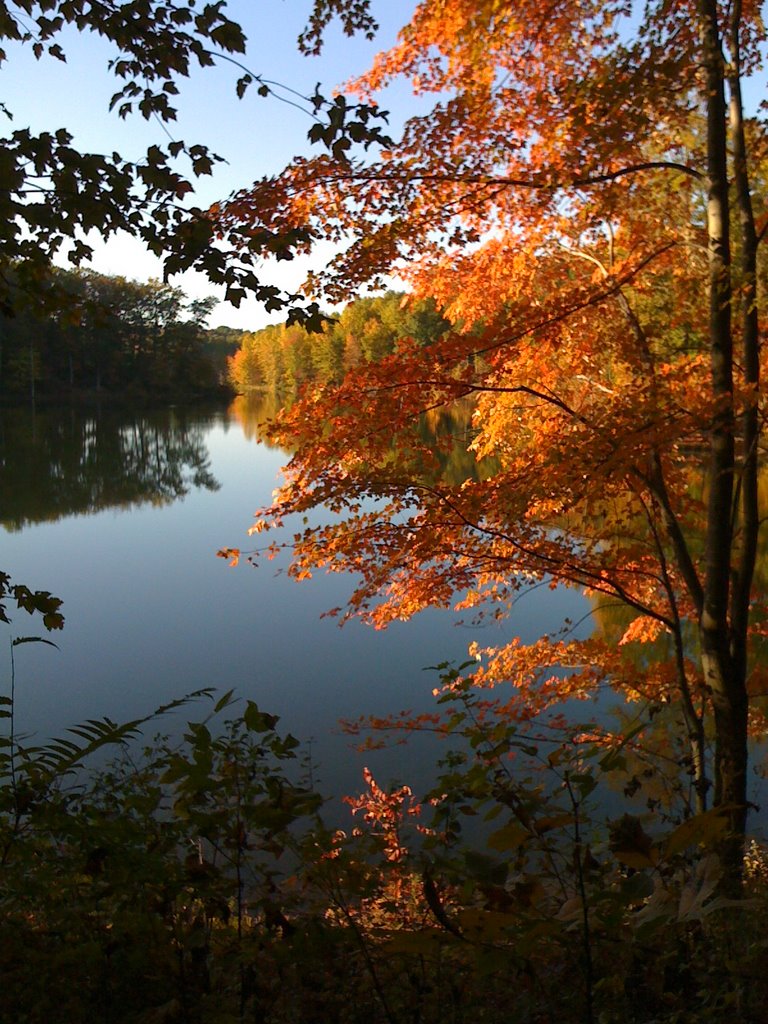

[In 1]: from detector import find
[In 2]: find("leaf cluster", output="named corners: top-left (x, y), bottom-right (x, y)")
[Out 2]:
top-left (298, 0), bottom-right (378, 57)
top-left (0, 1), bottom-right (349, 332)
top-left (0, 570), bottom-right (64, 630)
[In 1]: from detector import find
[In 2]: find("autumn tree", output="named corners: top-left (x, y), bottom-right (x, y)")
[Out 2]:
top-left (221, 1), bottom-right (768, 880)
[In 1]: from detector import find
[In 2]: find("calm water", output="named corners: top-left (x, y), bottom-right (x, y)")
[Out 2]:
top-left (0, 397), bottom-right (590, 807)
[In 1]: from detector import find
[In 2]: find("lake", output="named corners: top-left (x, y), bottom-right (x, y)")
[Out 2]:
top-left (0, 396), bottom-right (600, 811)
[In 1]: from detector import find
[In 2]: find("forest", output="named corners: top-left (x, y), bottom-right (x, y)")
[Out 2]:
top-left (0, 268), bottom-right (243, 402)
top-left (3, 0), bottom-right (768, 1021)
top-left (227, 291), bottom-right (450, 395)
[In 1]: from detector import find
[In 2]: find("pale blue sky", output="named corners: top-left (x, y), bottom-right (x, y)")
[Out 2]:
top-left (3, 0), bottom-right (421, 328)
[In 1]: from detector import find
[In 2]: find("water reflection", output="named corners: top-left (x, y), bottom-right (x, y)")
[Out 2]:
top-left (0, 396), bottom-right (596, 815)
top-left (0, 392), bottom-right (488, 534)
top-left (229, 392), bottom-right (497, 485)
top-left (229, 393), bottom-right (283, 446)
top-left (0, 404), bottom-right (221, 531)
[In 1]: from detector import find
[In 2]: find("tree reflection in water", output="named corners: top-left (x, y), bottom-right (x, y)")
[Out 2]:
top-left (230, 392), bottom-right (498, 487)
top-left (0, 405), bottom-right (220, 530)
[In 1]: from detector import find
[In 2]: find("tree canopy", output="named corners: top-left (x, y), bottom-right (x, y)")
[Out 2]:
top-left (222, 0), bottom-right (768, 878)
top-left (0, 269), bottom-right (238, 399)
top-left (0, 0), bottom-right (385, 328)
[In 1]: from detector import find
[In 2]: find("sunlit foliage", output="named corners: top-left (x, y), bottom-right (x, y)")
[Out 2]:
top-left (222, 0), bottom-right (768, 882)
top-left (227, 291), bottom-right (450, 396)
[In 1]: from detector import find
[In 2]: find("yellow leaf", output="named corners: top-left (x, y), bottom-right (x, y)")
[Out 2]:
top-left (487, 822), bottom-right (529, 852)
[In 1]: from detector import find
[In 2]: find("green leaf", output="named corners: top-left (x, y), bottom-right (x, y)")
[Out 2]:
top-left (664, 807), bottom-right (731, 858)
top-left (244, 702), bottom-right (279, 733)
top-left (214, 688), bottom-right (236, 713)
top-left (568, 772), bottom-right (597, 799)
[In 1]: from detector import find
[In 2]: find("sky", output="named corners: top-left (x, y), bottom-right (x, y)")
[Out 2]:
top-left (3, 0), bottom-right (422, 329)
top-left (4, 2), bottom-right (767, 331)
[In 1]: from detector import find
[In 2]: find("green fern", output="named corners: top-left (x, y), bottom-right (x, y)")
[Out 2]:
top-left (2, 686), bottom-right (218, 786)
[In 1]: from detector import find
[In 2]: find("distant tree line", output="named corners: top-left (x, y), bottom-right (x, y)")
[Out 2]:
top-left (0, 268), bottom-right (246, 402)
top-left (227, 291), bottom-right (451, 395)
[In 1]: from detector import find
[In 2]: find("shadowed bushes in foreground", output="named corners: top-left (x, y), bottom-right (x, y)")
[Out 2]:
top-left (1, 673), bottom-right (767, 1024)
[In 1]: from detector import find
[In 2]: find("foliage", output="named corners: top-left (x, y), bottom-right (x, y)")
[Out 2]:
top-left (226, 290), bottom-right (450, 396)
top-left (0, 0), bottom-right (397, 624)
top-left (0, 670), bottom-right (324, 1023)
top-left (221, 0), bottom-right (768, 880)
top-left (0, 268), bottom-right (238, 400)
top-left (0, 2), bottom-right (225, 624)
top-left (328, 672), bottom-right (768, 1024)
top-left (2, 652), bottom-right (768, 1023)
top-left (0, 608), bottom-right (764, 1023)
top-left (0, 570), bottom-right (64, 630)
top-left (0, 0), bottom-right (380, 330)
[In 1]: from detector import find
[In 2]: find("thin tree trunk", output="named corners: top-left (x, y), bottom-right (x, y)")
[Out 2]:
top-left (727, 0), bottom-right (759, 734)
top-left (698, 0), bottom-right (748, 884)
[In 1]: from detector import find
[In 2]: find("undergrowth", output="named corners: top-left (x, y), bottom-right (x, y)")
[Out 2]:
top-left (1, 645), bottom-right (766, 1024)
